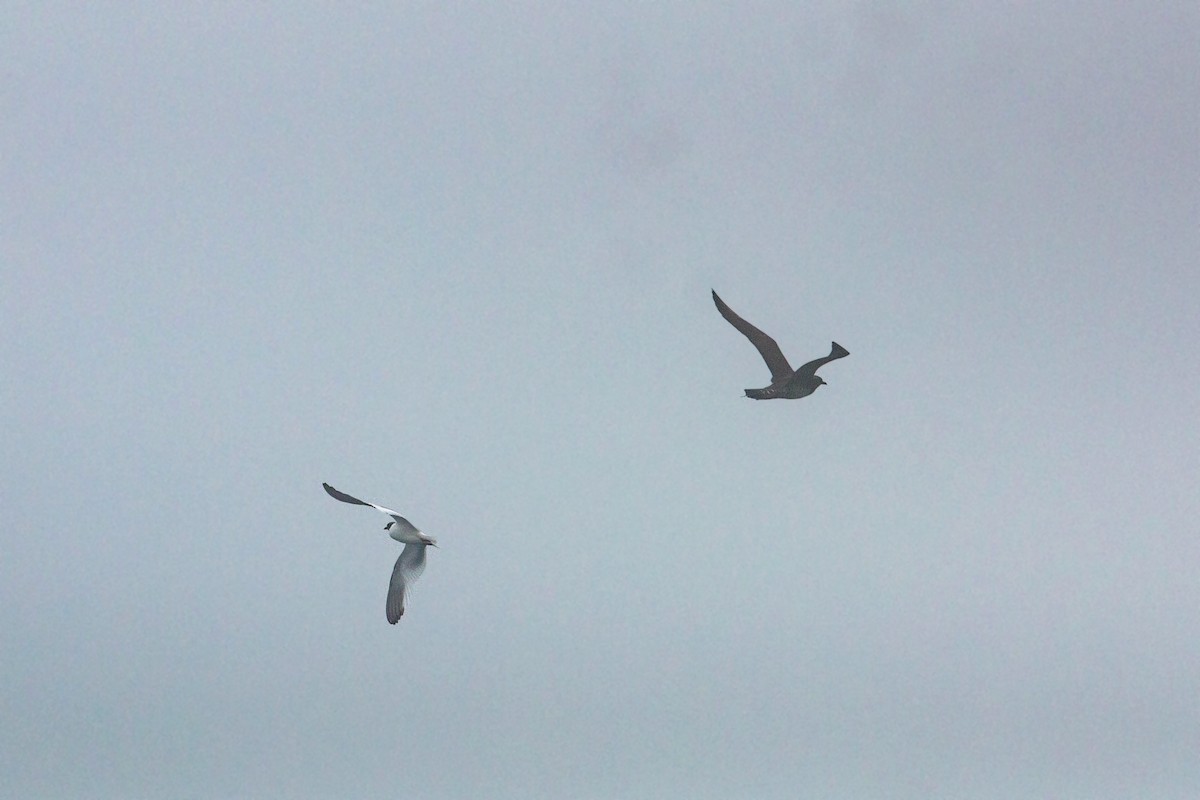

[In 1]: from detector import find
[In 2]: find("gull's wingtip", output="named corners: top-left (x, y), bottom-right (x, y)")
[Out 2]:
top-left (831, 341), bottom-right (850, 357)
top-left (322, 482), bottom-right (366, 505)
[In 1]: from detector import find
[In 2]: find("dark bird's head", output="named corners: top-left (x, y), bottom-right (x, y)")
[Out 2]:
top-left (384, 521), bottom-right (394, 531)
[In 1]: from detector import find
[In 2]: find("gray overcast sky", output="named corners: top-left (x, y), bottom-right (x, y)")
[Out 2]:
top-left (3, 3), bottom-right (1198, 798)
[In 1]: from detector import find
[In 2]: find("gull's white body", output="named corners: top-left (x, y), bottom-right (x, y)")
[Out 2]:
top-left (322, 482), bottom-right (437, 624)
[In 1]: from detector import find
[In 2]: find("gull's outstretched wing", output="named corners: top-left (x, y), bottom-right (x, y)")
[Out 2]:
top-left (795, 342), bottom-right (850, 380)
top-left (386, 542), bottom-right (429, 624)
top-left (712, 290), bottom-right (794, 382)
top-left (323, 482), bottom-right (402, 519)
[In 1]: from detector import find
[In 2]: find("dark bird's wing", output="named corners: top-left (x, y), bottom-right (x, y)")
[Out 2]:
top-left (386, 542), bottom-right (429, 624)
top-left (712, 290), bottom-right (793, 382)
top-left (795, 342), bottom-right (850, 379)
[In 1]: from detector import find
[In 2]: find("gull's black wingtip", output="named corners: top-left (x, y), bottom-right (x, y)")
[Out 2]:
top-left (831, 342), bottom-right (850, 358)
top-left (322, 482), bottom-right (360, 504)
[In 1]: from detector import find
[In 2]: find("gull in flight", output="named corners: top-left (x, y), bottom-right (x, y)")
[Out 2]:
top-left (322, 482), bottom-right (437, 624)
top-left (712, 290), bottom-right (849, 400)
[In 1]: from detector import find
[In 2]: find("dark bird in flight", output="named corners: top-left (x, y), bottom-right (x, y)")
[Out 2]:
top-left (322, 482), bottom-right (437, 624)
top-left (712, 290), bottom-right (849, 400)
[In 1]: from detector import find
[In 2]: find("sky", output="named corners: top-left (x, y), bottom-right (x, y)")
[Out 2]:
top-left (2, 3), bottom-right (1198, 798)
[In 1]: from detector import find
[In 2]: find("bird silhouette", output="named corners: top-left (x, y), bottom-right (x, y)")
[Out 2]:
top-left (712, 289), bottom-right (849, 400)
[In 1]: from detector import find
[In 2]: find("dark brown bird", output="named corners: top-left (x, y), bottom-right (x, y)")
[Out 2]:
top-left (712, 290), bottom-right (849, 400)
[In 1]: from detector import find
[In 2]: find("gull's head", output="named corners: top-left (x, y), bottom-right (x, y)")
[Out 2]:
top-left (424, 536), bottom-right (438, 548)
top-left (817, 377), bottom-right (827, 387)
top-left (384, 521), bottom-right (394, 531)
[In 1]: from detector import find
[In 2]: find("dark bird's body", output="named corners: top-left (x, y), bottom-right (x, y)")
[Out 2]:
top-left (712, 290), bottom-right (849, 400)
